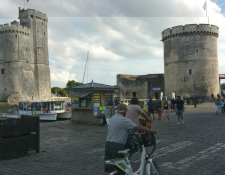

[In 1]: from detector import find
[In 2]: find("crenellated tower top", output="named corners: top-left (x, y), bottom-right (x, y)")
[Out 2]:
top-left (19, 7), bottom-right (48, 21)
top-left (0, 21), bottom-right (30, 35)
top-left (161, 24), bottom-right (219, 42)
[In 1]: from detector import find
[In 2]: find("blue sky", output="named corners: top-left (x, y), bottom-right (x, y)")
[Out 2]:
top-left (0, 0), bottom-right (225, 87)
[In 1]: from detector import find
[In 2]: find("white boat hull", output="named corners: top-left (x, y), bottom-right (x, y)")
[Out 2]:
top-left (39, 114), bottom-right (57, 120)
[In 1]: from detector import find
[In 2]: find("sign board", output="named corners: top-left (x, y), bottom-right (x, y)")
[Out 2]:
top-left (153, 88), bottom-right (160, 91)
top-left (72, 97), bottom-right (79, 108)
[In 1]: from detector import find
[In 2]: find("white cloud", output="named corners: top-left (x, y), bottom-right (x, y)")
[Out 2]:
top-left (0, 0), bottom-right (225, 88)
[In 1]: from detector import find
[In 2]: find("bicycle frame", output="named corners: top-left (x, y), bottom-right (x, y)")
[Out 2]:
top-left (106, 145), bottom-right (158, 175)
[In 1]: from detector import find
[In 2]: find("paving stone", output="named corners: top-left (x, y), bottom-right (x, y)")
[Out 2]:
top-left (1, 101), bottom-right (225, 174)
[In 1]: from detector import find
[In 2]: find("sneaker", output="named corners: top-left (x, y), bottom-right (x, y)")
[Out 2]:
top-left (177, 122), bottom-right (181, 124)
top-left (182, 120), bottom-right (184, 124)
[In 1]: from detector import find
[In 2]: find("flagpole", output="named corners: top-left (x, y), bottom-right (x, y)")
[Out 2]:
top-left (207, 0), bottom-right (208, 24)
top-left (24, 0), bottom-right (25, 9)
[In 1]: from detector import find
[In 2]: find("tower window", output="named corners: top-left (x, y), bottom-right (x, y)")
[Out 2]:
top-left (31, 15), bottom-right (34, 18)
top-left (15, 34), bottom-right (17, 37)
top-left (189, 69), bottom-right (192, 75)
top-left (5, 88), bottom-right (6, 91)
top-left (184, 77), bottom-right (185, 82)
top-left (42, 22), bottom-right (43, 25)
top-left (197, 49), bottom-right (198, 53)
top-left (1, 69), bottom-right (4, 74)
top-left (44, 32), bottom-right (45, 35)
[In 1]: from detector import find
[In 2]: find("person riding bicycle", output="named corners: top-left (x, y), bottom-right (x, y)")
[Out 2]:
top-left (104, 104), bottom-right (157, 175)
top-left (126, 97), bottom-right (151, 125)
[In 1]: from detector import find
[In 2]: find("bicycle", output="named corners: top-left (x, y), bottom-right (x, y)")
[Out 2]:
top-left (127, 130), bottom-right (156, 160)
top-left (105, 132), bottom-right (160, 175)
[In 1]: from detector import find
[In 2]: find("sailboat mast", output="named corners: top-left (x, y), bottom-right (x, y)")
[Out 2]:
top-left (82, 51), bottom-right (89, 84)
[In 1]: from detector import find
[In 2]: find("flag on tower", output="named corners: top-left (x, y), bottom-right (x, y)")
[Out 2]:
top-left (203, 1), bottom-right (207, 10)
top-left (27, 0), bottom-right (29, 2)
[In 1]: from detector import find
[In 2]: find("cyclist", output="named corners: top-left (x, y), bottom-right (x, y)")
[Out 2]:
top-left (126, 97), bottom-right (151, 125)
top-left (104, 104), bottom-right (157, 175)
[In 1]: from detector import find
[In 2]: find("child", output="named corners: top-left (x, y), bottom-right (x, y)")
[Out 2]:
top-left (163, 101), bottom-right (170, 124)
top-left (215, 98), bottom-right (221, 114)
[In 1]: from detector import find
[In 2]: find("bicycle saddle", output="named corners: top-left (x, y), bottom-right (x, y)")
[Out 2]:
top-left (118, 149), bottom-right (130, 155)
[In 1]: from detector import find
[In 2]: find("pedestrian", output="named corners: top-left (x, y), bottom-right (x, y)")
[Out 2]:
top-left (147, 99), bottom-right (155, 120)
top-left (162, 101), bottom-right (170, 124)
top-left (157, 99), bottom-right (162, 120)
top-left (104, 104), bottom-right (157, 174)
top-left (126, 97), bottom-right (151, 125)
top-left (221, 99), bottom-right (225, 114)
top-left (139, 101), bottom-right (148, 126)
top-left (215, 98), bottom-right (221, 114)
top-left (217, 94), bottom-right (221, 99)
top-left (211, 93), bottom-right (215, 100)
top-left (170, 98), bottom-right (176, 112)
top-left (175, 96), bottom-right (184, 124)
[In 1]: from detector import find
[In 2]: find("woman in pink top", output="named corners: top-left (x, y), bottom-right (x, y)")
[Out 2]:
top-left (126, 97), bottom-right (151, 125)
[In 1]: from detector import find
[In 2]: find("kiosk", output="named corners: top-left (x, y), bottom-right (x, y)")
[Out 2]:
top-left (65, 81), bottom-right (119, 124)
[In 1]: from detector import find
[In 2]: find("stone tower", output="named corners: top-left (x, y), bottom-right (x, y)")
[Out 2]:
top-left (0, 7), bottom-right (51, 104)
top-left (161, 24), bottom-right (219, 99)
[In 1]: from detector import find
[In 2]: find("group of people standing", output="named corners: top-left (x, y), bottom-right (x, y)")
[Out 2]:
top-left (144, 96), bottom-right (184, 125)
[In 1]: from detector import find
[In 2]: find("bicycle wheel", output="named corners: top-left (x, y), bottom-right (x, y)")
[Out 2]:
top-left (150, 161), bottom-right (160, 175)
top-left (145, 135), bottom-right (156, 156)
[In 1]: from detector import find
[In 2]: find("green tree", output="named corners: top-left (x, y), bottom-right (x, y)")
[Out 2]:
top-left (221, 83), bottom-right (225, 90)
top-left (57, 89), bottom-right (68, 97)
top-left (51, 87), bottom-right (62, 94)
top-left (66, 80), bottom-right (83, 88)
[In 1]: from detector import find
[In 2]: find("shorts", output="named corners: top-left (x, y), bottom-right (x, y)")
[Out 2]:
top-left (171, 104), bottom-right (175, 109)
top-left (176, 110), bottom-right (183, 116)
top-left (104, 141), bottom-right (125, 173)
top-left (148, 109), bottom-right (154, 114)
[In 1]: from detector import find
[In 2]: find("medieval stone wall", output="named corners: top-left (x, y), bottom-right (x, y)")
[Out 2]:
top-left (0, 7), bottom-right (51, 104)
top-left (162, 24), bottom-right (219, 99)
top-left (117, 74), bottom-right (164, 99)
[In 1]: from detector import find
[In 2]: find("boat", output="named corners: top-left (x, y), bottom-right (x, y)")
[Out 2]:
top-left (5, 100), bottom-right (71, 121)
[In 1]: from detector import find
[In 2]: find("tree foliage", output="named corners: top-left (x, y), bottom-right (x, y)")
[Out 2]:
top-left (51, 87), bottom-right (68, 97)
top-left (57, 89), bottom-right (68, 97)
top-left (221, 83), bottom-right (225, 90)
top-left (66, 80), bottom-right (83, 88)
top-left (51, 87), bottom-right (62, 94)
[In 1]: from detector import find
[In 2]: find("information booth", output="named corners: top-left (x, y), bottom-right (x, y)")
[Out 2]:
top-left (65, 81), bottom-right (119, 125)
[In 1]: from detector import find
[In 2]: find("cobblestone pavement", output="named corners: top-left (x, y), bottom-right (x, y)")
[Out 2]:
top-left (1, 101), bottom-right (225, 175)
